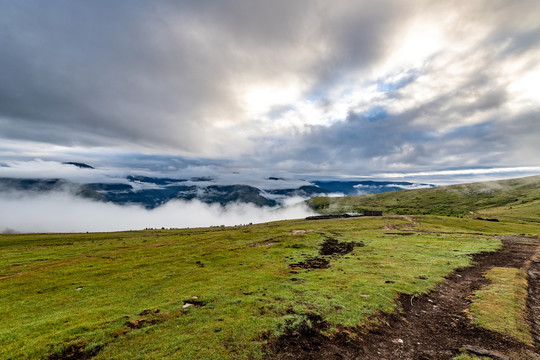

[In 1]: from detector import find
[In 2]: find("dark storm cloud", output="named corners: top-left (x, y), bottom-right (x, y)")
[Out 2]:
top-left (0, 0), bottom-right (406, 153)
top-left (0, 0), bottom-right (539, 176)
top-left (0, 0), bottom-right (235, 150)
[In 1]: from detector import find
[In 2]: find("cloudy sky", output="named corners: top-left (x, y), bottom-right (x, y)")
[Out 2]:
top-left (1, 0), bottom-right (540, 183)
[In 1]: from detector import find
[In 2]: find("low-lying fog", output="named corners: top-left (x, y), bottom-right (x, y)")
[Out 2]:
top-left (0, 191), bottom-right (314, 233)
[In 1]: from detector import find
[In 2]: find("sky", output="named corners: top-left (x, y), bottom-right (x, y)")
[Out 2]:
top-left (1, 0), bottom-right (540, 184)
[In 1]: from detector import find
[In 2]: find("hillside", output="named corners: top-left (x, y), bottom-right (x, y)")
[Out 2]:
top-left (1, 176), bottom-right (540, 359)
top-left (0, 173), bottom-right (431, 209)
top-left (308, 175), bottom-right (540, 220)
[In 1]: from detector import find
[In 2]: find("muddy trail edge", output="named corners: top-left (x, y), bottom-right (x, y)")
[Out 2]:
top-left (265, 236), bottom-right (540, 360)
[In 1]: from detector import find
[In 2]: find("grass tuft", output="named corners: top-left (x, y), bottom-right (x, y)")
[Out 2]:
top-left (469, 267), bottom-right (532, 344)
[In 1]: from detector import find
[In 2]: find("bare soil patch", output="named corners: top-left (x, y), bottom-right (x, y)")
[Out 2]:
top-left (289, 236), bottom-right (364, 270)
top-left (319, 237), bottom-right (364, 256)
top-left (290, 257), bottom-right (330, 270)
top-left (47, 342), bottom-right (102, 360)
top-left (267, 236), bottom-right (540, 359)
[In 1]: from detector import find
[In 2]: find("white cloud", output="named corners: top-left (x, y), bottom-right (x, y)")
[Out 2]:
top-left (0, 191), bottom-right (314, 233)
top-left (1, 0), bottom-right (539, 178)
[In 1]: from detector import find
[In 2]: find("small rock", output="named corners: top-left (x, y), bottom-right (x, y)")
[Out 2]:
top-left (208, 305), bottom-right (215, 309)
top-left (192, 296), bottom-right (198, 299)
top-left (462, 345), bottom-right (510, 360)
top-left (75, 287), bottom-right (84, 290)
top-left (393, 339), bottom-right (404, 345)
top-left (360, 294), bottom-right (371, 298)
top-left (182, 303), bottom-right (193, 309)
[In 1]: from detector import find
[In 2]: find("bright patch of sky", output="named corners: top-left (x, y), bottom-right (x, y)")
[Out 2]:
top-left (0, 0), bottom-right (539, 183)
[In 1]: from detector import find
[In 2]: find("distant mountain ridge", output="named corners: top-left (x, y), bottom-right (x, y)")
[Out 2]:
top-left (0, 175), bottom-right (433, 209)
top-left (62, 162), bottom-right (94, 169)
top-left (0, 162), bottom-right (434, 208)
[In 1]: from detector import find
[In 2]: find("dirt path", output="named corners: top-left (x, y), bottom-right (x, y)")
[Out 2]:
top-left (266, 236), bottom-right (540, 359)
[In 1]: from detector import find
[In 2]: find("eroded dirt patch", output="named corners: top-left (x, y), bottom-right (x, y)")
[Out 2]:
top-left (123, 308), bottom-right (166, 330)
top-left (268, 236), bottom-right (540, 359)
top-left (319, 237), bottom-right (364, 256)
top-left (290, 257), bottom-right (330, 270)
top-left (47, 342), bottom-right (102, 360)
top-left (289, 236), bottom-right (364, 270)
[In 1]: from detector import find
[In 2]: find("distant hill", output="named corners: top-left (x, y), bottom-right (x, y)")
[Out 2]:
top-left (313, 180), bottom-right (433, 195)
top-left (308, 175), bottom-right (540, 220)
top-left (62, 162), bottom-right (94, 169)
top-left (0, 172), bottom-right (431, 209)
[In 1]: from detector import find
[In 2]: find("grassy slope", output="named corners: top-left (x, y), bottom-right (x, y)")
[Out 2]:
top-left (1, 175), bottom-right (539, 359)
top-left (0, 217), bottom-right (514, 360)
top-left (307, 175), bottom-right (540, 219)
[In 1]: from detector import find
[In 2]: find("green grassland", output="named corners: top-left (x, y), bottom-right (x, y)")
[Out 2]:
top-left (470, 267), bottom-right (532, 344)
top-left (1, 175), bottom-right (539, 359)
top-left (307, 175), bottom-right (540, 220)
top-left (0, 218), bottom-right (505, 359)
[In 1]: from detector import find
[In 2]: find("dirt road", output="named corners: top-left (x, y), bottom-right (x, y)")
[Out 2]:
top-left (267, 236), bottom-right (540, 359)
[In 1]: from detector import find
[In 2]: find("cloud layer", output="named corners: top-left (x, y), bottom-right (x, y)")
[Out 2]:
top-left (0, 190), bottom-right (314, 233)
top-left (1, 0), bottom-right (539, 176)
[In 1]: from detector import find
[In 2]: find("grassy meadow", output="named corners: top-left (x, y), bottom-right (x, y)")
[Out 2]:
top-left (1, 175), bottom-right (540, 359)
top-left (308, 175), bottom-right (540, 219)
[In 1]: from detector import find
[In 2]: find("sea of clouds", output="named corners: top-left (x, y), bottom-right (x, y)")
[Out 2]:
top-left (0, 191), bottom-right (314, 233)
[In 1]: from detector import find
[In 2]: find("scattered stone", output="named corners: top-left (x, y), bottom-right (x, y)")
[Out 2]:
top-left (192, 296), bottom-right (199, 299)
top-left (75, 287), bottom-right (84, 290)
top-left (360, 294), bottom-right (371, 298)
top-left (393, 339), bottom-right (404, 345)
top-left (182, 303), bottom-right (193, 309)
top-left (462, 345), bottom-right (511, 360)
